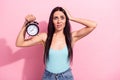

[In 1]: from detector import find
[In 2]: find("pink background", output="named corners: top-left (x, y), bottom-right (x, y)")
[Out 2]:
top-left (0, 0), bottom-right (120, 80)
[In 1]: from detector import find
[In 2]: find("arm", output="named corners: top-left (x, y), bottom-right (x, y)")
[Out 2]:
top-left (64, 8), bottom-right (97, 44)
top-left (71, 18), bottom-right (97, 43)
top-left (16, 14), bottom-right (47, 47)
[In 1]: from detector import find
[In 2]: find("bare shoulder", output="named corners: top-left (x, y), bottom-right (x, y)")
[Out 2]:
top-left (37, 32), bottom-right (47, 44)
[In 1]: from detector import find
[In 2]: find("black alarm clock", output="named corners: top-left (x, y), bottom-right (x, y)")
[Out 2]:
top-left (26, 21), bottom-right (39, 36)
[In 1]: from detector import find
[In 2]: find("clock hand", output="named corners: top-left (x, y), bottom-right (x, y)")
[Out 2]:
top-left (30, 29), bottom-right (34, 32)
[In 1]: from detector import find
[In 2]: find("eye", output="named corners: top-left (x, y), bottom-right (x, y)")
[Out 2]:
top-left (60, 16), bottom-right (65, 20)
top-left (53, 16), bottom-right (58, 20)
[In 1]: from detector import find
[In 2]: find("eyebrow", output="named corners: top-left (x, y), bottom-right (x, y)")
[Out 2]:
top-left (53, 15), bottom-right (65, 18)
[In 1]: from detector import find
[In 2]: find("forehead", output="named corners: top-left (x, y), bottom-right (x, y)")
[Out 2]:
top-left (53, 11), bottom-right (65, 17)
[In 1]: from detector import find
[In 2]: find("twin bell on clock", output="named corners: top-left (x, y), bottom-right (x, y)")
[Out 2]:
top-left (26, 21), bottom-right (39, 36)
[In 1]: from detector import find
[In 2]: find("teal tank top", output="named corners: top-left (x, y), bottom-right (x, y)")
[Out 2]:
top-left (46, 46), bottom-right (70, 73)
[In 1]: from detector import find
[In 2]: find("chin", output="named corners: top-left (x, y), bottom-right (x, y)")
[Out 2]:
top-left (55, 28), bottom-right (64, 32)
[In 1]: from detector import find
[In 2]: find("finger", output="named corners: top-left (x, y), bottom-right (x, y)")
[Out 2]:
top-left (25, 14), bottom-right (36, 22)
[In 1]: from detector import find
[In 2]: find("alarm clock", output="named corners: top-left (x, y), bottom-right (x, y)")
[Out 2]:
top-left (26, 21), bottom-right (39, 36)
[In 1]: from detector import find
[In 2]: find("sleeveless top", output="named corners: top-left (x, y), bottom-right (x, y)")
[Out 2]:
top-left (46, 46), bottom-right (70, 73)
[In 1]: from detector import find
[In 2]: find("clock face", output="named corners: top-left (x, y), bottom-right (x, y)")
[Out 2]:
top-left (26, 24), bottom-right (39, 36)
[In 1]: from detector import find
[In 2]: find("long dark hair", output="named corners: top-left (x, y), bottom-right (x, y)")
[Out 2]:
top-left (44, 6), bottom-right (73, 64)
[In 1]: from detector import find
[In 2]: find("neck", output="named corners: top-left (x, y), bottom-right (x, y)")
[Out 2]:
top-left (54, 30), bottom-right (64, 36)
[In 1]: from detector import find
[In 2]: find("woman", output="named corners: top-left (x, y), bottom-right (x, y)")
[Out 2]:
top-left (16, 6), bottom-right (97, 80)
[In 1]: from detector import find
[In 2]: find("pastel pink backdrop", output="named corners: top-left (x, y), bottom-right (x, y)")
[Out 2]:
top-left (0, 0), bottom-right (120, 80)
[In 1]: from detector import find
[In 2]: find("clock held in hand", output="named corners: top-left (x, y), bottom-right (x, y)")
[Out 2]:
top-left (26, 21), bottom-right (39, 36)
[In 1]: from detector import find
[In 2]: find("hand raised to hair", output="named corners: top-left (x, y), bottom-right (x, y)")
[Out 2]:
top-left (25, 14), bottom-right (36, 22)
top-left (63, 8), bottom-right (73, 20)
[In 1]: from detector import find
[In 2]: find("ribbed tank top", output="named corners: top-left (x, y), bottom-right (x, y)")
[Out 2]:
top-left (46, 46), bottom-right (70, 73)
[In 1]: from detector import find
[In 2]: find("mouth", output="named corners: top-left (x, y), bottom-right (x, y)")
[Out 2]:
top-left (56, 24), bottom-right (62, 28)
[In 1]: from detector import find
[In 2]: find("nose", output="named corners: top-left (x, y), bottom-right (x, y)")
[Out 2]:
top-left (57, 19), bottom-right (61, 23)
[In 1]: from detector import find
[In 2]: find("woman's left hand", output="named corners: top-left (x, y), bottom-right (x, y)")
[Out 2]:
top-left (63, 8), bottom-right (73, 20)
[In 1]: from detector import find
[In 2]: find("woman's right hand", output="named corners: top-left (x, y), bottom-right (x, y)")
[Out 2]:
top-left (25, 14), bottom-right (36, 22)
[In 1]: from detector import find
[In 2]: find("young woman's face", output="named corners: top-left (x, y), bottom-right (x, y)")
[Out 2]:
top-left (53, 11), bottom-right (66, 31)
